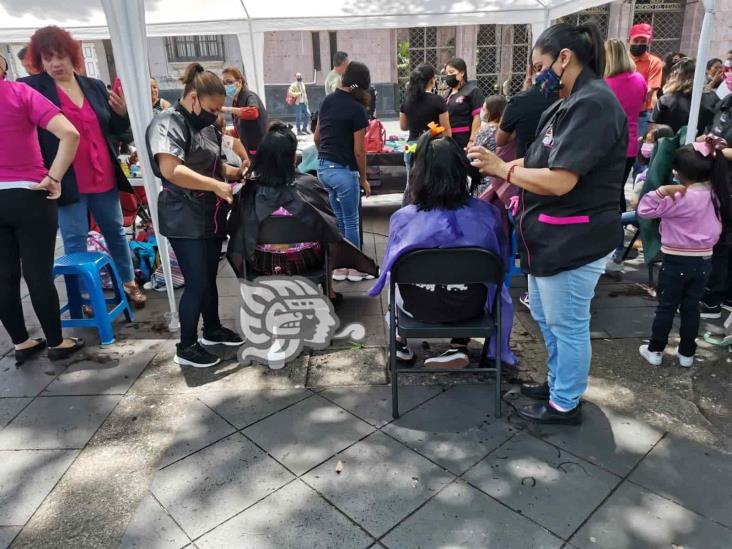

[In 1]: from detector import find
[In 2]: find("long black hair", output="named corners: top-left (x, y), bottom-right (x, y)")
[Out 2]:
top-left (409, 131), bottom-right (470, 211)
top-left (405, 63), bottom-right (435, 104)
top-left (673, 144), bottom-right (732, 227)
top-left (248, 121), bottom-right (297, 187)
top-left (342, 61), bottom-right (371, 107)
top-left (534, 22), bottom-right (605, 77)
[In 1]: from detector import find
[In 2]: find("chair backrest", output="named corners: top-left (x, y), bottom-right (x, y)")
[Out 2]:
top-left (391, 247), bottom-right (504, 286)
top-left (257, 215), bottom-right (324, 245)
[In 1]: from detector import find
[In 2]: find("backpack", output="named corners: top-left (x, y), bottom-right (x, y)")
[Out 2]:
top-left (285, 87), bottom-right (297, 106)
top-left (129, 239), bottom-right (159, 284)
top-left (365, 119), bottom-right (386, 153)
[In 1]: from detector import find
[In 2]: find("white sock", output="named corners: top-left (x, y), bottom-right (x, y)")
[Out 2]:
top-left (549, 400), bottom-right (571, 413)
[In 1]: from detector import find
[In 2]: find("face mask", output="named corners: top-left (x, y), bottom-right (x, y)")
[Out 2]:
top-left (725, 60), bottom-right (732, 68)
top-left (445, 74), bottom-right (459, 88)
top-left (640, 143), bottom-right (654, 159)
top-left (224, 84), bottom-right (238, 97)
top-left (185, 98), bottom-right (218, 131)
top-left (296, 77), bottom-right (302, 82)
top-left (534, 58), bottom-right (564, 97)
top-left (629, 44), bottom-right (648, 57)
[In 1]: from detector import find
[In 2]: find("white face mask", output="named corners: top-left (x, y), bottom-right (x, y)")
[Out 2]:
top-left (725, 60), bottom-right (732, 68)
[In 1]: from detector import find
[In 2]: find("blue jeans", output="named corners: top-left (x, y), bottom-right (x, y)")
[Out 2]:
top-left (528, 255), bottom-right (609, 410)
top-left (295, 103), bottom-right (310, 132)
top-left (58, 188), bottom-right (134, 283)
top-left (318, 160), bottom-right (361, 248)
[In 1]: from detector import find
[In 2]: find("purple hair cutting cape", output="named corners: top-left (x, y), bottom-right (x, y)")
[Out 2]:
top-left (369, 197), bottom-right (518, 366)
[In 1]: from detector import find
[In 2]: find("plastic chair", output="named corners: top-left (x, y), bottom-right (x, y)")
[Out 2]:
top-left (53, 252), bottom-right (135, 345)
top-left (388, 247), bottom-right (505, 419)
top-left (249, 216), bottom-right (331, 298)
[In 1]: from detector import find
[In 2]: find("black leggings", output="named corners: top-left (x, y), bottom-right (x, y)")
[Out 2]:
top-left (168, 237), bottom-right (222, 348)
top-left (0, 190), bottom-right (63, 347)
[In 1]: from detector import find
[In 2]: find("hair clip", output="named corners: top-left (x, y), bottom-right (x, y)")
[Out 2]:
top-left (693, 134), bottom-right (728, 157)
top-left (350, 83), bottom-right (359, 90)
top-left (405, 143), bottom-right (417, 154)
top-left (427, 121), bottom-right (446, 137)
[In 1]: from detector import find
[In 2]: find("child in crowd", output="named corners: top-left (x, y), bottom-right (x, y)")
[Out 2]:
top-left (473, 95), bottom-right (507, 196)
top-left (629, 125), bottom-right (675, 209)
top-left (638, 140), bottom-right (731, 367)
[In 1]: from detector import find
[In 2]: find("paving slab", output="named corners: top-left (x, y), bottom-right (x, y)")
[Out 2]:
top-left (464, 432), bottom-right (620, 539)
top-left (0, 395), bottom-right (121, 450)
top-left (303, 431), bottom-right (455, 538)
top-left (571, 481), bottom-right (732, 549)
top-left (0, 527), bottom-right (20, 548)
top-left (308, 347), bottom-right (387, 387)
top-left (381, 479), bottom-right (562, 549)
top-left (197, 389), bottom-right (312, 430)
top-left (629, 435), bottom-right (732, 528)
top-left (0, 398), bottom-right (32, 429)
top-left (535, 402), bottom-right (664, 476)
top-left (591, 307), bottom-right (657, 339)
top-left (319, 385), bottom-right (442, 428)
top-left (43, 352), bottom-right (155, 396)
top-left (196, 479), bottom-right (374, 549)
top-left (0, 357), bottom-right (67, 398)
top-left (119, 493), bottom-right (191, 549)
top-left (0, 449), bottom-right (78, 525)
top-left (151, 433), bottom-right (293, 539)
top-left (381, 388), bottom-right (516, 475)
top-left (244, 394), bottom-right (375, 475)
top-left (326, 315), bottom-right (387, 349)
top-left (158, 399), bottom-right (237, 469)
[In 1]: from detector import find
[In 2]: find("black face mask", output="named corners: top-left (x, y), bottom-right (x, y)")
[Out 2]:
top-left (181, 98), bottom-right (218, 131)
top-left (445, 74), bottom-right (459, 88)
top-left (629, 44), bottom-right (648, 57)
top-left (297, 77), bottom-right (302, 82)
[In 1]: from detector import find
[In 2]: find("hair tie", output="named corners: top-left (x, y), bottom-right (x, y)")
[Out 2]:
top-left (427, 121), bottom-right (446, 137)
top-left (693, 134), bottom-right (727, 157)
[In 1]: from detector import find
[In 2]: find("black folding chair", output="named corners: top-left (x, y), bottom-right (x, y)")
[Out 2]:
top-left (248, 216), bottom-right (331, 297)
top-left (388, 247), bottom-right (505, 419)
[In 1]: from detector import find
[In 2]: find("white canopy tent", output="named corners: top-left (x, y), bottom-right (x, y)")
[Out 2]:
top-left (2, 0), bottom-right (671, 329)
top-left (686, 0), bottom-right (717, 144)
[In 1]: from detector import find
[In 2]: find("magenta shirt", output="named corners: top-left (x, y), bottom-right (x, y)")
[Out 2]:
top-left (0, 81), bottom-right (60, 183)
top-left (58, 87), bottom-right (115, 194)
top-left (605, 71), bottom-right (647, 157)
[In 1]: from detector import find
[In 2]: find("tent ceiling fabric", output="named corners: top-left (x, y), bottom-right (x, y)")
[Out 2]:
top-left (0, 0), bottom-right (613, 41)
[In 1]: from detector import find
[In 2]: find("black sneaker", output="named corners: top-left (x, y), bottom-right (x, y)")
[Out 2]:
top-left (396, 340), bottom-right (415, 364)
top-left (174, 343), bottom-right (221, 368)
top-left (200, 327), bottom-right (244, 347)
top-left (700, 301), bottom-right (722, 319)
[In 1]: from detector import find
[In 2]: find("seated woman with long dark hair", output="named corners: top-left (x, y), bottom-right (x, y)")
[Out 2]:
top-left (369, 130), bottom-right (516, 369)
top-left (227, 122), bottom-right (377, 300)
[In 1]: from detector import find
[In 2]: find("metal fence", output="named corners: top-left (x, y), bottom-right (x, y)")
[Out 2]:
top-left (475, 24), bottom-right (531, 99)
top-left (557, 4), bottom-right (611, 37)
top-left (397, 27), bottom-right (456, 102)
top-left (632, 0), bottom-right (687, 60)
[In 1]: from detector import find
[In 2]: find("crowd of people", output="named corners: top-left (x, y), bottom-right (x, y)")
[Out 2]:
top-left (1, 19), bottom-right (731, 426)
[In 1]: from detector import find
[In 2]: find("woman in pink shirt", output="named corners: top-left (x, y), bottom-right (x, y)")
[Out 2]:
top-left (604, 39), bottom-right (648, 271)
top-left (0, 55), bottom-right (86, 364)
top-left (20, 26), bottom-right (146, 309)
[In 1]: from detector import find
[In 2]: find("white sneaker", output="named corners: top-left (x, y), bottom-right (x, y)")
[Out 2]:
top-left (346, 269), bottom-right (375, 282)
top-left (332, 268), bottom-right (348, 281)
top-left (605, 259), bottom-right (624, 274)
top-left (639, 344), bottom-right (662, 366)
top-left (678, 352), bottom-right (694, 368)
top-left (519, 292), bottom-right (530, 310)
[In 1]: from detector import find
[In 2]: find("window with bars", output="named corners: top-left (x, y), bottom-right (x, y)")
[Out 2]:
top-left (557, 4), bottom-right (611, 38)
top-left (396, 27), bottom-right (456, 101)
top-left (165, 35), bottom-right (225, 63)
top-left (632, 0), bottom-right (687, 60)
top-left (475, 24), bottom-right (531, 98)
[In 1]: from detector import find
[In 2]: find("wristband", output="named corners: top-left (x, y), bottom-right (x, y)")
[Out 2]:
top-left (506, 164), bottom-right (517, 184)
top-left (47, 174), bottom-right (60, 184)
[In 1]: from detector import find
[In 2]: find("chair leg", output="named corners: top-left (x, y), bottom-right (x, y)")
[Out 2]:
top-left (64, 274), bottom-right (83, 319)
top-left (84, 271), bottom-right (116, 346)
top-left (621, 229), bottom-right (639, 261)
top-left (494, 299), bottom-right (502, 418)
top-left (389, 305), bottom-right (399, 419)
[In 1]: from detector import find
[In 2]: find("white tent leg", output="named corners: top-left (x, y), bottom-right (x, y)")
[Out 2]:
top-left (100, 0), bottom-right (179, 331)
top-left (238, 31), bottom-right (266, 104)
top-left (685, 0), bottom-right (716, 145)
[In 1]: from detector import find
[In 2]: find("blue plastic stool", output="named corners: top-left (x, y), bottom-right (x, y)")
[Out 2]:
top-left (505, 212), bottom-right (523, 288)
top-left (52, 252), bottom-right (135, 345)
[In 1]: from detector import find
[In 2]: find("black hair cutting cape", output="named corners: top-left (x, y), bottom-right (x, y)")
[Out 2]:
top-left (226, 172), bottom-right (378, 279)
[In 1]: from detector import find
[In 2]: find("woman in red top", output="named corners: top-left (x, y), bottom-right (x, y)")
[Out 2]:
top-left (0, 54), bottom-right (85, 364)
top-left (20, 26), bottom-right (146, 309)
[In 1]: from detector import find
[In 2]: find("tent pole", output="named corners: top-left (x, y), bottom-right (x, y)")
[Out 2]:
top-left (238, 1), bottom-right (265, 104)
top-left (685, 0), bottom-right (716, 145)
top-left (100, 0), bottom-right (179, 331)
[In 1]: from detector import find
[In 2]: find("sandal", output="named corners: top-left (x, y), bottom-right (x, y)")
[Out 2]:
top-left (48, 338), bottom-right (85, 361)
top-left (15, 338), bottom-right (47, 367)
top-left (124, 282), bottom-right (147, 309)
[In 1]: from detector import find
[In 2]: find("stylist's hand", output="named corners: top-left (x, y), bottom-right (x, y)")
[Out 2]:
top-left (467, 145), bottom-right (505, 177)
top-left (213, 181), bottom-right (234, 204)
top-left (32, 176), bottom-right (61, 200)
top-left (360, 176), bottom-right (372, 197)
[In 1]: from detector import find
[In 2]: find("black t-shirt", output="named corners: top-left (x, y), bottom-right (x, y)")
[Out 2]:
top-left (445, 82), bottom-right (484, 147)
top-left (708, 96), bottom-right (732, 143)
top-left (318, 89), bottom-right (369, 170)
top-left (520, 71), bottom-right (628, 277)
top-left (234, 89), bottom-right (268, 153)
top-left (651, 91), bottom-right (715, 134)
top-left (500, 86), bottom-right (558, 158)
top-left (400, 93), bottom-right (447, 141)
top-left (399, 283), bottom-right (487, 324)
